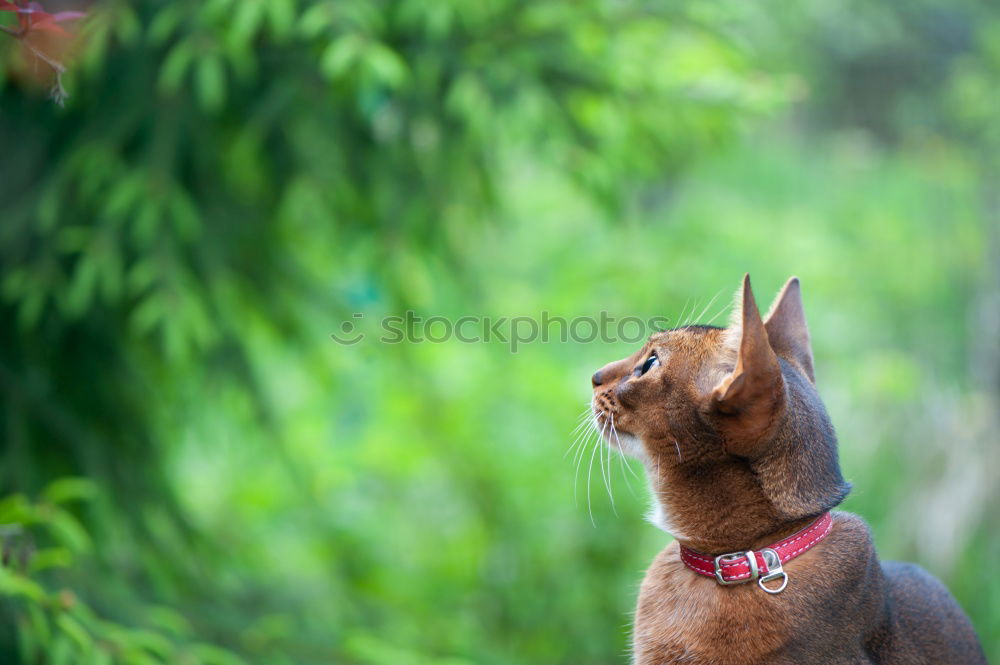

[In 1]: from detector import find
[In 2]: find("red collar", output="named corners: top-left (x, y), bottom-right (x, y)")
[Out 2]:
top-left (678, 512), bottom-right (833, 594)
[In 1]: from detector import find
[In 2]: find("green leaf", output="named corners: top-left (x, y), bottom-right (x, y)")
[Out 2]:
top-left (297, 3), bottom-right (331, 38)
top-left (17, 603), bottom-right (49, 662)
top-left (132, 202), bottom-right (164, 247)
top-left (159, 41), bottom-right (195, 94)
top-left (92, 647), bottom-right (114, 665)
top-left (42, 478), bottom-right (98, 506)
top-left (147, 5), bottom-right (183, 46)
top-left (55, 613), bottom-right (94, 654)
top-left (320, 33), bottom-right (364, 80)
top-left (168, 189), bottom-right (201, 240)
top-left (50, 634), bottom-right (72, 665)
top-left (362, 42), bottom-right (408, 88)
top-left (27, 602), bottom-right (51, 646)
top-left (45, 509), bottom-right (92, 555)
top-left (144, 606), bottom-right (193, 638)
top-left (0, 494), bottom-right (33, 524)
top-left (63, 254), bottom-right (99, 317)
top-left (102, 172), bottom-right (146, 221)
top-left (265, 0), bottom-right (295, 39)
top-left (121, 648), bottom-right (161, 665)
top-left (16, 614), bottom-right (37, 663)
top-left (122, 627), bottom-right (173, 659)
top-left (231, 0), bottom-right (264, 45)
top-left (126, 261), bottom-right (158, 297)
top-left (113, 5), bottom-right (142, 45)
top-left (18, 290), bottom-right (46, 330)
top-left (37, 187), bottom-right (61, 231)
top-left (191, 643), bottom-right (248, 665)
top-left (195, 56), bottom-right (227, 112)
top-left (130, 291), bottom-right (165, 335)
top-left (56, 226), bottom-right (92, 253)
top-left (0, 568), bottom-right (46, 602)
top-left (28, 547), bottom-right (74, 573)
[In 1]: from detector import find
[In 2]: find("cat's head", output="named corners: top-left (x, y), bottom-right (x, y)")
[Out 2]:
top-left (590, 275), bottom-right (849, 546)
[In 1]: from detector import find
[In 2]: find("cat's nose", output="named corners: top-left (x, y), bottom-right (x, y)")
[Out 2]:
top-left (592, 371), bottom-right (604, 387)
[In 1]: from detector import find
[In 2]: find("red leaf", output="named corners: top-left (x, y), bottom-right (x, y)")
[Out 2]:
top-left (51, 11), bottom-right (85, 22)
top-left (28, 17), bottom-right (71, 37)
top-left (0, 2), bottom-right (85, 20)
top-left (1, 2), bottom-right (84, 38)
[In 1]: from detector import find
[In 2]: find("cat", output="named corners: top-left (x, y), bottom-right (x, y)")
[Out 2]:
top-left (589, 275), bottom-right (987, 664)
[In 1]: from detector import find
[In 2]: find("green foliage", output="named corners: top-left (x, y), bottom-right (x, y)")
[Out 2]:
top-left (1, 0), bottom-right (998, 664)
top-left (0, 481), bottom-right (248, 665)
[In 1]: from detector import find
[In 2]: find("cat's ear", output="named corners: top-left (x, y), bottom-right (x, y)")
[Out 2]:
top-left (763, 276), bottom-right (815, 383)
top-left (709, 274), bottom-right (784, 456)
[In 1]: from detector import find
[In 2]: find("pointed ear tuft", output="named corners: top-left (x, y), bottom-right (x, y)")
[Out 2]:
top-left (764, 277), bottom-right (815, 383)
top-left (710, 275), bottom-right (785, 456)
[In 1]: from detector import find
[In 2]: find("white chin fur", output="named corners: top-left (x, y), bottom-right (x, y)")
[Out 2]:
top-left (616, 433), bottom-right (686, 540)
top-left (646, 501), bottom-right (686, 540)
top-left (615, 431), bottom-right (645, 458)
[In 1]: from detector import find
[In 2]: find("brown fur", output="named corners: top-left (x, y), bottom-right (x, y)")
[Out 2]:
top-left (590, 275), bottom-right (986, 664)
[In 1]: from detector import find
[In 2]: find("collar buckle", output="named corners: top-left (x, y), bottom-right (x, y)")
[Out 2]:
top-left (713, 550), bottom-right (759, 585)
top-left (757, 548), bottom-right (788, 594)
top-left (682, 512), bottom-right (832, 594)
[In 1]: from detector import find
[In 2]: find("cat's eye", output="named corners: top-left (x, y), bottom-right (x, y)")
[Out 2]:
top-left (637, 353), bottom-right (660, 376)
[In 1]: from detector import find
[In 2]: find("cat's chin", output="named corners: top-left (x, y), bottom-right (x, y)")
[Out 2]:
top-left (613, 431), bottom-right (646, 458)
top-left (590, 406), bottom-right (649, 461)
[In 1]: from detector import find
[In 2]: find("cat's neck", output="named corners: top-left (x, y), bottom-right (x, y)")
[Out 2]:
top-left (648, 457), bottom-right (817, 554)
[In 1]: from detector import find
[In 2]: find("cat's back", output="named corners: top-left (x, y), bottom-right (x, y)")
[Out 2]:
top-left (866, 560), bottom-right (987, 665)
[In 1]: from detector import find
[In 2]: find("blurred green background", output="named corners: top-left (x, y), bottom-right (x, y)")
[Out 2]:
top-left (1, 0), bottom-right (998, 663)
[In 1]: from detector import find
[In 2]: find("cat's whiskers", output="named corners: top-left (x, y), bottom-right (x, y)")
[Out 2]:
top-left (586, 413), bottom-right (603, 526)
top-left (571, 423), bottom-right (598, 495)
top-left (572, 407), bottom-right (600, 505)
top-left (612, 417), bottom-right (643, 482)
top-left (573, 417), bottom-right (595, 504)
top-left (691, 290), bottom-right (723, 326)
top-left (569, 412), bottom-right (591, 438)
top-left (566, 407), bottom-right (596, 459)
top-left (573, 422), bottom-right (592, 472)
top-left (682, 300), bottom-right (696, 327)
top-left (704, 299), bottom-right (731, 327)
top-left (570, 425), bottom-right (590, 465)
top-left (611, 414), bottom-right (641, 497)
top-left (572, 405), bottom-right (598, 470)
top-left (572, 405), bottom-right (594, 429)
top-left (676, 298), bottom-right (692, 329)
top-left (567, 428), bottom-right (591, 480)
top-left (576, 403), bottom-right (642, 522)
top-left (597, 416), bottom-right (617, 516)
top-left (606, 418), bottom-right (619, 510)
